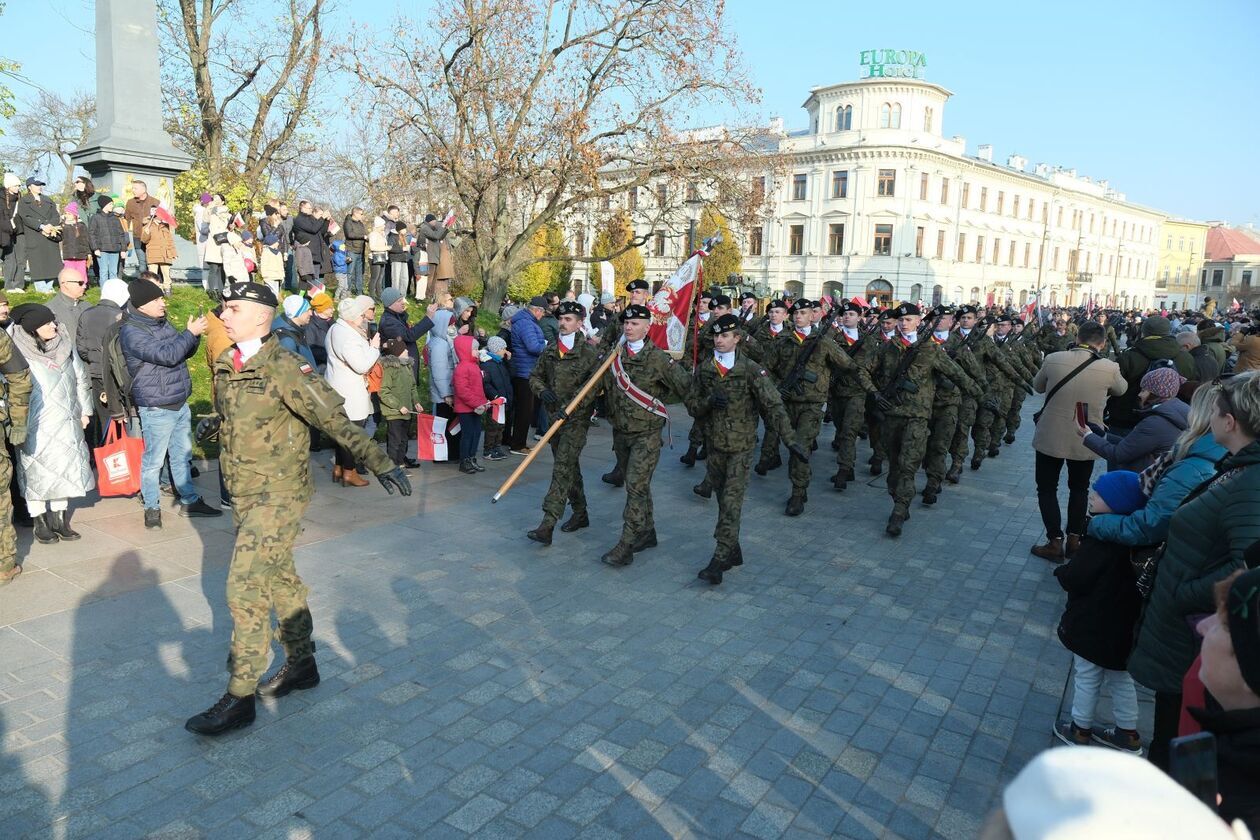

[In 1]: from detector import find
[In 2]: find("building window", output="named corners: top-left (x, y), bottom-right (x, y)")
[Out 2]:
top-left (1243, 270), bottom-right (1253, 287)
top-left (653, 230), bottom-right (665, 256)
top-left (828, 224), bottom-right (845, 256)
top-left (1043, 202), bottom-right (1049, 224)
top-left (1212, 269), bottom-right (1223, 287)
top-left (1178, 236), bottom-right (1185, 251)
top-left (791, 174), bottom-right (807, 201)
top-left (789, 224), bottom-right (804, 256)
top-left (1174, 266), bottom-right (1181, 284)
top-left (752, 177), bottom-right (765, 203)
top-left (919, 172), bottom-right (929, 200)
top-left (877, 169), bottom-right (896, 197)
top-left (961, 182), bottom-right (970, 209)
top-left (685, 182), bottom-right (699, 203)
top-left (873, 224), bottom-right (893, 256)
top-left (835, 105), bottom-right (852, 131)
top-left (574, 230), bottom-right (586, 257)
top-left (940, 178), bottom-right (949, 205)
top-left (970, 286), bottom-right (981, 302)
top-left (599, 195), bottom-right (610, 211)
top-left (1053, 246), bottom-right (1061, 270)
top-left (749, 226), bottom-right (763, 257)
top-left (891, 103), bottom-right (901, 128)
top-left (915, 226), bottom-right (925, 258)
top-left (656, 183), bottom-right (667, 205)
top-left (992, 238), bottom-right (1001, 264)
top-left (1012, 195), bottom-right (1020, 218)
top-left (831, 170), bottom-right (848, 199)
top-left (932, 284), bottom-right (943, 305)
top-left (976, 235), bottom-right (985, 263)
top-left (935, 229), bottom-right (945, 258)
top-left (910, 283), bottom-right (923, 302)
top-left (1008, 240), bottom-right (1016, 266)
top-left (923, 107), bottom-right (933, 133)
top-left (1027, 199), bottom-right (1034, 221)
top-left (1056, 207), bottom-right (1064, 227)
top-left (996, 191), bottom-right (1005, 215)
top-left (1023, 242), bottom-right (1031, 268)
top-left (956, 232), bottom-right (966, 262)
top-left (979, 187), bottom-right (988, 212)
top-left (1089, 213), bottom-right (1095, 234)
top-left (628, 187), bottom-right (638, 210)
top-left (866, 277), bottom-right (893, 304)
top-left (879, 102), bottom-right (902, 129)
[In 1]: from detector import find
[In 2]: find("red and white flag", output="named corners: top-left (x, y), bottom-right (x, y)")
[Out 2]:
top-left (489, 397), bottom-right (507, 425)
top-left (851, 295), bottom-right (869, 309)
top-left (647, 236), bottom-right (716, 358)
top-left (416, 413), bottom-right (449, 461)
top-left (1232, 298), bottom-right (1242, 312)
top-left (443, 210), bottom-right (457, 228)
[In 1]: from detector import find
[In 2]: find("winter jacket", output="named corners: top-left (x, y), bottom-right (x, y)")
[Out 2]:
top-left (141, 219), bottom-right (177, 265)
top-left (10, 324), bottom-right (94, 503)
top-left (45, 292), bottom-right (88, 349)
top-left (330, 241), bottom-right (348, 274)
top-left (1188, 697), bottom-right (1260, 836)
top-left (452, 334), bottom-right (487, 413)
top-left (379, 307), bottom-right (433, 382)
top-left (418, 220), bottom-right (453, 280)
top-left (16, 193), bottom-right (62, 280)
top-left (305, 314), bottom-right (332, 368)
top-left (0, 187), bottom-right (21, 247)
top-left (1088, 433), bottom-right (1227, 547)
top-left (539, 313), bottom-right (559, 345)
top-left (88, 209), bottom-right (128, 253)
top-left (426, 309), bottom-right (456, 405)
top-left (324, 319), bottom-right (379, 422)
top-left (1128, 441), bottom-right (1260, 693)
top-left (1198, 325), bottom-right (1229, 373)
top-left (291, 212), bottom-right (329, 265)
top-left (1054, 536), bottom-right (1142, 671)
top-left (59, 221), bottom-right (90, 261)
top-left (342, 214), bottom-right (368, 255)
top-left (387, 229), bottom-right (409, 263)
top-left (1230, 332), bottom-right (1260, 374)
top-left (75, 300), bottom-right (125, 383)
top-left (1082, 398), bottom-right (1189, 472)
top-left (480, 355), bottom-right (511, 405)
top-left (508, 308), bottom-right (547, 378)
top-left (1108, 335), bottom-right (1197, 429)
top-left (203, 206), bottom-right (229, 265)
top-left (119, 310), bottom-right (199, 408)
top-left (377, 356), bottom-right (418, 421)
top-left (1189, 345), bottom-right (1220, 383)
top-left (271, 313), bottom-right (316, 368)
top-left (123, 194), bottom-right (160, 240)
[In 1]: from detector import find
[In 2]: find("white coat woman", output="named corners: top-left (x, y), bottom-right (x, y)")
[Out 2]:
top-left (8, 304), bottom-right (93, 543)
top-left (324, 295), bottom-right (380, 486)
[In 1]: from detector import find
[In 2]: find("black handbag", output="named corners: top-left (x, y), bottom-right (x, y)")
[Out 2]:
top-left (212, 231), bottom-right (229, 246)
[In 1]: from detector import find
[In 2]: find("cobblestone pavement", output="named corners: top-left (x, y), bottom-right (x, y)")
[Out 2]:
top-left (2, 405), bottom-right (1084, 839)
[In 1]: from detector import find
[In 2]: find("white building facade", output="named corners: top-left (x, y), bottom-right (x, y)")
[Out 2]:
top-left (573, 75), bottom-right (1166, 310)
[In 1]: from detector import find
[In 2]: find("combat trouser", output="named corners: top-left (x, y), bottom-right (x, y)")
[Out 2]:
top-left (709, 448), bottom-right (755, 558)
top-left (989, 385), bottom-right (1016, 449)
top-left (951, 397), bottom-right (978, 467)
top-left (923, 402), bottom-right (960, 489)
top-left (972, 396), bottom-right (999, 458)
top-left (785, 402), bottom-right (823, 492)
top-left (1006, 388), bottom-right (1027, 438)
top-left (866, 395), bottom-right (886, 462)
top-left (612, 430), bottom-right (663, 547)
top-left (831, 393), bottom-right (865, 474)
top-left (0, 451), bottom-right (14, 575)
top-left (883, 414), bottom-right (930, 516)
top-left (541, 420), bottom-right (591, 526)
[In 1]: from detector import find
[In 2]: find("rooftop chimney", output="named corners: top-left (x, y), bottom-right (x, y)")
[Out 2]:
top-left (1034, 163), bottom-right (1049, 178)
top-left (977, 144), bottom-right (993, 163)
top-left (1007, 154), bottom-right (1027, 172)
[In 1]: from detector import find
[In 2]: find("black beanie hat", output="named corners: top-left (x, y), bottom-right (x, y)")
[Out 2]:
top-left (1228, 564), bottom-right (1260, 696)
top-left (10, 303), bottom-right (56, 336)
top-left (96, 194), bottom-right (113, 210)
top-left (128, 279), bottom-right (165, 309)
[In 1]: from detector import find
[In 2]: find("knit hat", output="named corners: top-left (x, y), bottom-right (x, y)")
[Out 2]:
top-left (9, 303), bottom-right (55, 336)
top-left (600, 292), bottom-right (615, 305)
top-left (64, 202), bottom-right (79, 219)
top-left (282, 295), bottom-right (310, 319)
top-left (487, 335), bottom-right (507, 356)
top-left (1141, 367), bottom-right (1186, 400)
top-left (1226, 567), bottom-right (1260, 697)
top-left (128, 279), bottom-right (164, 309)
top-left (96, 194), bottom-right (113, 210)
top-left (2, 173), bottom-right (18, 189)
top-left (1142, 315), bottom-right (1172, 337)
top-left (1093, 470), bottom-right (1146, 515)
top-left (500, 305), bottom-right (520, 322)
top-left (338, 294), bottom-right (375, 322)
top-left (100, 278), bottom-right (129, 307)
top-left (382, 337), bottom-right (407, 357)
top-left (309, 292), bottom-right (334, 314)
top-left (381, 287), bottom-right (404, 308)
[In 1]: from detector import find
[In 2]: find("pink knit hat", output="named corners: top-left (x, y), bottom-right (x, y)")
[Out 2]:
top-left (64, 201), bottom-right (79, 219)
top-left (1141, 366), bottom-right (1186, 400)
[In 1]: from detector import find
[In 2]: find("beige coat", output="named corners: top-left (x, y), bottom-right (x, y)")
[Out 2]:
top-left (1031, 347), bottom-right (1128, 461)
top-left (1230, 332), bottom-right (1260, 374)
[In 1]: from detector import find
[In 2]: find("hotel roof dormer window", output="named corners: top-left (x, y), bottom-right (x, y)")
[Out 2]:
top-left (879, 102), bottom-right (901, 129)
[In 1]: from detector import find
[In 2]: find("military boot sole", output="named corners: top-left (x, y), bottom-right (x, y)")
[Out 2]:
top-left (601, 472), bottom-right (624, 487)
top-left (886, 515), bottom-right (906, 537)
top-left (1003, 434), bottom-right (1016, 444)
top-left (970, 458), bottom-right (983, 471)
top-left (945, 467), bottom-right (963, 484)
top-left (526, 529), bottom-right (553, 546)
top-left (600, 547), bottom-right (635, 567)
top-left (693, 483), bottom-right (712, 499)
top-left (697, 565), bottom-right (723, 584)
top-left (632, 532), bottom-right (658, 551)
top-left (869, 462), bottom-right (883, 476)
top-left (559, 515), bottom-right (589, 533)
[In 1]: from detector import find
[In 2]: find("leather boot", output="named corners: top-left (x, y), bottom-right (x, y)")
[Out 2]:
top-left (560, 512), bottom-right (589, 533)
top-left (601, 543), bottom-right (635, 567)
top-left (632, 529), bottom-right (658, 551)
top-left (341, 468), bottom-right (370, 486)
top-left (185, 692), bottom-right (256, 735)
top-left (753, 458), bottom-right (771, 476)
top-left (785, 492), bottom-right (805, 517)
top-left (722, 543), bottom-right (743, 571)
top-left (697, 556), bottom-right (724, 585)
top-left (601, 465), bottom-right (624, 487)
top-left (987, 447), bottom-right (1001, 458)
top-left (526, 522), bottom-right (554, 545)
top-left (921, 484), bottom-right (940, 506)
top-left (830, 438), bottom-right (840, 451)
top-left (1031, 536), bottom-right (1065, 564)
top-left (693, 480), bottom-right (712, 499)
top-left (458, 458), bottom-right (477, 474)
top-left (256, 657), bottom-right (321, 699)
top-left (1003, 433), bottom-right (1016, 444)
top-left (32, 513), bottom-right (58, 544)
top-left (679, 445), bottom-right (698, 467)
top-left (970, 456), bottom-right (984, 471)
top-left (869, 458), bottom-right (883, 476)
top-left (1065, 534), bottom-right (1082, 559)
top-left (886, 512), bottom-right (906, 538)
top-left (946, 462), bottom-right (963, 484)
top-left (48, 511), bottom-right (81, 541)
top-left (831, 469), bottom-right (848, 491)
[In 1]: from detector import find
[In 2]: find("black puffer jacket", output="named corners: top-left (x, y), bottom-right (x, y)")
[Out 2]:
top-left (75, 300), bottom-right (126, 383)
top-left (88, 209), bottom-right (128, 253)
top-left (1054, 535), bottom-right (1142, 671)
top-left (1189, 698), bottom-right (1260, 836)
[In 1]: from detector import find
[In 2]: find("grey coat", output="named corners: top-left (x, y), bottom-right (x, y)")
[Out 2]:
top-left (426, 309), bottom-right (456, 404)
top-left (10, 325), bottom-right (94, 502)
top-left (15, 193), bottom-right (62, 280)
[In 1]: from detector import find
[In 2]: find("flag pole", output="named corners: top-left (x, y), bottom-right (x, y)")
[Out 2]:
top-left (491, 350), bottom-right (618, 503)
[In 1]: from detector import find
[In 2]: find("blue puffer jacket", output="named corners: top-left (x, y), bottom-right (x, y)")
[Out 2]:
top-left (119, 311), bottom-right (199, 408)
top-left (1088, 433), bottom-right (1227, 547)
top-left (509, 308), bottom-right (547, 378)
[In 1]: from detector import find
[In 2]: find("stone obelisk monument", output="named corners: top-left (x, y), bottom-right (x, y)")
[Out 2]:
top-left (71, 0), bottom-right (194, 271)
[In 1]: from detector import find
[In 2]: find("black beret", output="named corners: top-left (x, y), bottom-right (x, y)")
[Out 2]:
top-left (621, 303), bottom-right (651, 322)
top-left (994, 312), bottom-right (1014, 324)
top-left (930, 304), bottom-right (957, 318)
top-left (10, 303), bottom-right (55, 336)
top-left (956, 304), bottom-right (979, 316)
top-left (711, 313), bottom-right (741, 335)
top-left (625, 279), bottom-right (649, 292)
top-left (556, 300), bottom-right (585, 318)
top-left (712, 294), bottom-right (732, 309)
top-left (893, 303), bottom-right (922, 318)
top-left (768, 299), bottom-right (788, 311)
top-left (878, 308), bottom-right (897, 320)
top-left (223, 281), bottom-right (279, 308)
top-left (838, 300), bottom-right (863, 315)
top-left (739, 291), bottom-right (756, 302)
top-left (789, 299), bottom-right (814, 314)
top-left (698, 287), bottom-right (714, 301)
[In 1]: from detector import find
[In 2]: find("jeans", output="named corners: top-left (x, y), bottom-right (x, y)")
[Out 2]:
top-left (389, 262), bottom-right (409, 296)
top-left (98, 252), bottom-right (120, 281)
top-left (138, 405), bottom-right (198, 510)
top-left (458, 413), bottom-right (482, 461)
top-left (1070, 654), bottom-right (1138, 730)
top-left (134, 235), bottom-right (149, 274)
top-left (284, 253), bottom-right (296, 292)
top-left (348, 252), bottom-right (365, 294)
top-left (1035, 451), bottom-right (1094, 539)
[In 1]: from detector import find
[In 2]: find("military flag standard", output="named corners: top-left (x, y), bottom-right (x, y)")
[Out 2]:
top-left (646, 235), bottom-right (718, 358)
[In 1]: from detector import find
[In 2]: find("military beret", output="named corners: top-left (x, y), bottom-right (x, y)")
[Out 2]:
top-left (838, 300), bottom-right (863, 315)
top-left (811, 299), bottom-right (825, 310)
top-left (626, 279), bottom-right (649, 292)
top-left (223, 281), bottom-right (278, 308)
top-left (789, 299), bottom-right (814, 314)
top-left (712, 294), bottom-right (732, 309)
top-left (956, 304), bottom-right (979, 316)
top-left (556, 300), bottom-right (585, 318)
top-left (698, 287), bottom-right (715, 301)
top-left (994, 312), bottom-right (1014, 324)
top-left (893, 302), bottom-right (921, 318)
top-left (739, 291), bottom-right (756, 302)
top-left (621, 303), bottom-right (651, 322)
top-left (768, 299), bottom-right (788, 311)
top-left (930, 304), bottom-right (956, 318)
top-left (879, 308), bottom-right (897, 321)
top-left (711, 313), bottom-right (741, 335)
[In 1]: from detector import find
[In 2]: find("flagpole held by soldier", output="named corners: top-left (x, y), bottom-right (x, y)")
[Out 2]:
top-left (184, 281), bottom-right (412, 737)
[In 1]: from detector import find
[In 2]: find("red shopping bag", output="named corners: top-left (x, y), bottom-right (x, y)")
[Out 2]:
top-left (94, 421), bottom-right (145, 497)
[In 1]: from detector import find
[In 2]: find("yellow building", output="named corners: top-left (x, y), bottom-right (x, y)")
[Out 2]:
top-left (1156, 219), bottom-right (1209, 309)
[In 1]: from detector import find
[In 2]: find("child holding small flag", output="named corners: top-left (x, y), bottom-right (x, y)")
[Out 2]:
top-left (378, 338), bottom-right (423, 469)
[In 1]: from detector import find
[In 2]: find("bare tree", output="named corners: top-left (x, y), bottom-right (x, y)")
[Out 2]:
top-left (344, 0), bottom-right (770, 308)
top-left (0, 90), bottom-right (95, 194)
top-left (157, 0), bottom-right (328, 191)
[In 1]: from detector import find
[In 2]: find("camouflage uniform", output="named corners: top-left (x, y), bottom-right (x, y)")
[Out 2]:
top-left (1004, 333), bottom-right (1042, 440)
top-left (948, 330), bottom-right (989, 472)
top-left (866, 331), bottom-right (898, 471)
top-left (752, 322), bottom-right (791, 469)
top-left (214, 338), bottom-right (394, 696)
top-left (989, 334), bottom-right (1036, 447)
top-left (871, 336), bottom-right (981, 519)
top-left (829, 328), bottom-right (880, 484)
top-left (1038, 327), bottom-right (1076, 357)
top-left (922, 331), bottom-right (975, 495)
top-left (969, 331), bottom-right (1027, 464)
top-left (0, 331), bottom-right (32, 581)
top-left (529, 336), bottom-right (601, 527)
top-left (601, 341), bottom-right (693, 550)
top-left (685, 351), bottom-right (796, 563)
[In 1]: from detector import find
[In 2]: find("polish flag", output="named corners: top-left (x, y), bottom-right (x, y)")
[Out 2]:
top-left (416, 413), bottom-right (449, 461)
top-left (443, 210), bottom-right (457, 228)
top-left (489, 397), bottom-right (507, 425)
top-left (647, 234), bottom-right (718, 359)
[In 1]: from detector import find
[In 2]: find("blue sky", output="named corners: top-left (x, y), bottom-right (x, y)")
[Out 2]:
top-left (3, 0), bottom-right (1256, 225)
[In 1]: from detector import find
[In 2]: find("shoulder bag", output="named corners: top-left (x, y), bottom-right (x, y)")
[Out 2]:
top-left (1032, 351), bottom-right (1100, 425)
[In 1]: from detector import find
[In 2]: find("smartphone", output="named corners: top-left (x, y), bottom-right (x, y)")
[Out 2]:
top-left (1169, 732), bottom-right (1217, 808)
top-left (1074, 401), bottom-right (1089, 427)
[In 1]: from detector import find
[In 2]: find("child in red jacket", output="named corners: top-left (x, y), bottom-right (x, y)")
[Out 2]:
top-left (452, 334), bottom-right (490, 473)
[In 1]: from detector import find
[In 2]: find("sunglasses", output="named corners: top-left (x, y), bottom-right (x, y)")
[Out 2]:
top-left (63, 280), bottom-right (88, 286)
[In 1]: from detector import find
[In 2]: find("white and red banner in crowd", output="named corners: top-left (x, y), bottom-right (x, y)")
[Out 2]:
top-left (489, 397), bottom-right (507, 425)
top-left (646, 235), bottom-right (718, 358)
top-left (443, 210), bottom-right (457, 228)
top-left (416, 413), bottom-right (449, 461)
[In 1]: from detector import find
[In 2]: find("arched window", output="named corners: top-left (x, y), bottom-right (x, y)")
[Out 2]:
top-left (932, 285), bottom-right (943, 306)
top-left (834, 107), bottom-right (843, 132)
top-left (842, 105), bottom-right (852, 130)
top-left (952, 286), bottom-right (964, 304)
top-left (923, 107), bottom-right (934, 133)
top-left (784, 281), bottom-right (805, 301)
top-left (909, 283), bottom-right (923, 303)
top-left (866, 278), bottom-right (893, 307)
top-left (969, 286), bottom-right (981, 303)
top-left (822, 280), bottom-right (844, 301)
top-left (879, 103), bottom-right (891, 129)
top-left (891, 103), bottom-right (902, 129)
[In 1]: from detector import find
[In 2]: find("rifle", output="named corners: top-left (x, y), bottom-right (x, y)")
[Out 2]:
top-left (877, 315), bottom-right (943, 408)
top-left (777, 317), bottom-right (834, 398)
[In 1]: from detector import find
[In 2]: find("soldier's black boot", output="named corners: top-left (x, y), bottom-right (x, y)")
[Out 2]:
top-left (185, 692), bottom-right (256, 735)
top-left (601, 543), bottom-right (635, 567)
top-left (830, 438), bottom-right (840, 451)
top-left (785, 492), bottom-right (805, 517)
top-left (560, 512), bottom-right (589, 533)
top-left (32, 513), bottom-right (58, 544)
top-left (722, 543), bottom-right (743, 571)
top-left (922, 484), bottom-right (940, 506)
top-left (1003, 432), bottom-right (1016, 444)
top-left (679, 445), bottom-right (698, 467)
top-left (831, 469), bottom-right (848, 491)
top-left (987, 446), bottom-right (1001, 459)
top-left (601, 465), bottom-right (624, 487)
top-left (48, 511), bottom-right (81, 541)
top-left (946, 462), bottom-right (963, 484)
top-left (869, 457), bottom-right (883, 476)
top-left (697, 556), bottom-right (724, 585)
top-left (970, 455), bottom-right (984, 471)
top-left (256, 657), bottom-right (321, 699)
top-left (886, 512), bottom-right (907, 538)
top-left (632, 529), bottom-right (658, 551)
top-left (526, 522), bottom-right (554, 545)
top-left (693, 480), bottom-right (712, 499)
top-left (754, 457), bottom-right (771, 476)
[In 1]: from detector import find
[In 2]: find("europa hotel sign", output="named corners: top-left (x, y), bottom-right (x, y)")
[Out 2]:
top-left (860, 50), bottom-right (927, 79)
